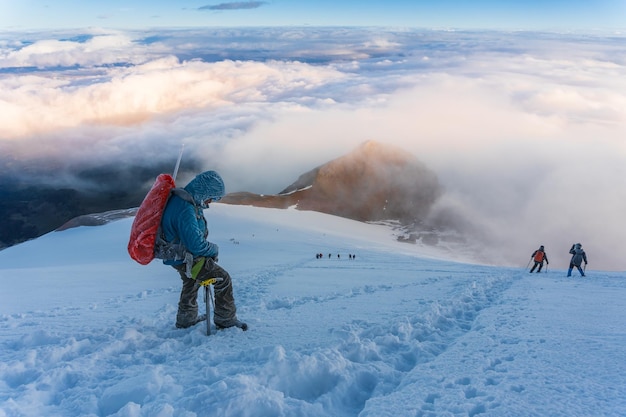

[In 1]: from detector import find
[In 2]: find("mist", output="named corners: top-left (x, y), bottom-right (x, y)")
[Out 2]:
top-left (1, 28), bottom-right (624, 269)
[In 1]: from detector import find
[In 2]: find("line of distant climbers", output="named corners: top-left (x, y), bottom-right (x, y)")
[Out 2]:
top-left (316, 253), bottom-right (357, 260)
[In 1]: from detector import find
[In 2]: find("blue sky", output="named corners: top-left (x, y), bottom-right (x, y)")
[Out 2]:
top-left (1, 0), bottom-right (624, 31)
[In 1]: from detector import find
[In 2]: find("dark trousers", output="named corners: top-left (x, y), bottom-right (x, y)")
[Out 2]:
top-left (174, 258), bottom-right (238, 328)
top-left (530, 261), bottom-right (544, 273)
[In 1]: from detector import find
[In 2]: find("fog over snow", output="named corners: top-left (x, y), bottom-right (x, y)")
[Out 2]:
top-left (1, 28), bottom-right (625, 270)
top-left (1, 204), bottom-right (625, 417)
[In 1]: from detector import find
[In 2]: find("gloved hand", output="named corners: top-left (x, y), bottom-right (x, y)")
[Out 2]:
top-left (191, 257), bottom-right (207, 280)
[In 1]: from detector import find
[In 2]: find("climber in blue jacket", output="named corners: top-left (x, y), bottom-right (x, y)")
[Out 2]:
top-left (161, 170), bottom-right (246, 330)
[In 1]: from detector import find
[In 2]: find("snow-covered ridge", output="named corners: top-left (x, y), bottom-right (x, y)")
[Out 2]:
top-left (56, 208), bottom-right (138, 231)
top-left (278, 184), bottom-right (313, 196)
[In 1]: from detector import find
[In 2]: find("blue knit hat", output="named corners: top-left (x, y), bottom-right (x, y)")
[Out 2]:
top-left (184, 170), bottom-right (225, 207)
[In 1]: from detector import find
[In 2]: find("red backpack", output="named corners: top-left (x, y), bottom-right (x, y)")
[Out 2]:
top-left (127, 173), bottom-right (176, 265)
top-left (533, 250), bottom-right (545, 262)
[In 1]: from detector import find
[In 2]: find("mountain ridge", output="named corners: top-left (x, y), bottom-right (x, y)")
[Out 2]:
top-left (221, 140), bottom-right (442, 225)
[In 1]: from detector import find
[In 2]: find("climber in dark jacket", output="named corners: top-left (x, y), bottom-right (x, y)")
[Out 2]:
top-left (161, 170), bottom-right (246, 330)
top-left (530, 245), bottom-right (549, 273)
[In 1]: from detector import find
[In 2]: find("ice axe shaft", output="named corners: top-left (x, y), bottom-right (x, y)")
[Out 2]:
top-left (173, 144), bottom-right (185, 182)
top-left (200, 277), bottom-right (223, 335)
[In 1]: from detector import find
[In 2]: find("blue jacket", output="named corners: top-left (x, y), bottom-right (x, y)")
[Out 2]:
top-left (160, 171), bottom-right (225, 265)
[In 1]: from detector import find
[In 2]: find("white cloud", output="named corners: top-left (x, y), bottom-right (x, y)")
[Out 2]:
top-left (0, 57), bottom-right (346, 141)
top-left (0, 33), bottom-right (139, 68)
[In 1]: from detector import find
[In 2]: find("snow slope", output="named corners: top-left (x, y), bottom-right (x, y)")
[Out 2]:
top-left (1, 204), bottom-right (625, 417)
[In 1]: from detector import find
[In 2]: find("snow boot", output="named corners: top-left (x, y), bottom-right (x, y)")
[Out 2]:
top-left (176, 314), bottom-right (207, 329)
top-left (216, 319), bottom-right (248, 331)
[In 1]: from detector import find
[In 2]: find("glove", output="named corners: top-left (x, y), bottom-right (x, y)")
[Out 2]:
top-left (191, 257), bottom-right (207, 280)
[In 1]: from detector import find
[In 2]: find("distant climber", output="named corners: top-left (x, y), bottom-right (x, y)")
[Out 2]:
top-left (529, 245), bottom-right (549, 273)
top-left (567, 243), bottom-right (587, 277)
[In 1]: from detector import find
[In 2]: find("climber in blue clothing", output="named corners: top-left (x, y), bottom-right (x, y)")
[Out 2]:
top-left (567, 243), bottom-right (588, 277)
top-left (160, 170), bottom-right (246, 330)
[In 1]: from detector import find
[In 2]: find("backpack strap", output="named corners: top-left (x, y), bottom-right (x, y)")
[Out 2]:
top-left (171, 188), bottom-right (204, 220)
top-left (171, 187), bottom-right (195, 204)
top-left (157, 188), bottom-right (205, 278)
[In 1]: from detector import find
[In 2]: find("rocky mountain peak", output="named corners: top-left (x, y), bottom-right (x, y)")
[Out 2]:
top-left (222, 140), bottom-right (441, 224)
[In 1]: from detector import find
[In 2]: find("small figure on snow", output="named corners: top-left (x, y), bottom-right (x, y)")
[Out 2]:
top-left (567, 243), bottom-right (587, 277)
top-left (529, 245), bottom-right (549, 273)
top-left (160, 170), bottom-right (247, 330)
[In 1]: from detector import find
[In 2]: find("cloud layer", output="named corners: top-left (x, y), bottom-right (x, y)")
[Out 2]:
top-left (1, 27), bottom-right (625, 269)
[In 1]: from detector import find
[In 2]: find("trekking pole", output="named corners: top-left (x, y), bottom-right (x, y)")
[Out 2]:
top-left (199, 277), bottom-right (223, 336)
top-left (525, 259), bottom-right (531, 270)
top-left (172, 144), bottom-right (185, 182)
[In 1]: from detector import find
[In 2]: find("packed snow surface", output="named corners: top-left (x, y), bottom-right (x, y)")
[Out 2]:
top-left (1, 204), bottom-right (625, 417)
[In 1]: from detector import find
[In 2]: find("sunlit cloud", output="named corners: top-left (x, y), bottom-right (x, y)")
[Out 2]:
top-left (0, 57), bottom-right (345, 140)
